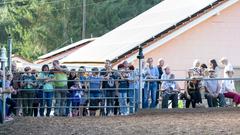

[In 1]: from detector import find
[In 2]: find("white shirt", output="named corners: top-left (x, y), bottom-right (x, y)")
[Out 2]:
top-left (224, 63), bottom-right (233, 78)
top-left (221, 80), bottom-right (235, 93)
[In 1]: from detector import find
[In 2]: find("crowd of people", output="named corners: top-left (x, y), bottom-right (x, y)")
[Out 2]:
top-left (1, 57), bottom-right (240, 122)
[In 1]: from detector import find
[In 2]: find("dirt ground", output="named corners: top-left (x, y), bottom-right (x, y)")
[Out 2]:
top-left (1, 108), bottom-right (240, 135)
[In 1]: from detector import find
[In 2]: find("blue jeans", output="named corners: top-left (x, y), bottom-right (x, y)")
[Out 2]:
top-left (40, 92), bottom-right (53, 116)
top-left (143, 82), bottom-right (157, 108)
top-left (0, 99), bottom-right (3, 123)
top-left (129, 88), bottom-right (139, 113)
top-left (119, 91), bottom-right (127, 115)
top-left (205, 93), bottom-right (226, 107)
top-left (162, 92), bottom-right (178, 108)
top-left (66, 92), bottom-right (73, 116)
top-left (54, 86), bottom-right (67, 116)
top-left (106, 89), bottom-right (115, 115)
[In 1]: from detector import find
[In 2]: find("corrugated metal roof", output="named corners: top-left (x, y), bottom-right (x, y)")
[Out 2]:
top-left (39, 38), bottom-right (96, 59)
top-left (61, 0), bottom-right (217, 63)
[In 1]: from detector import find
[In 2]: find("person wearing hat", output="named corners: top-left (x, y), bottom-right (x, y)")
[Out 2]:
top-left (220, 68), bottom-right (240, 106)
top-left (204, 68), bottom-right (226, 107)
top-left (20, 66), bottom-right (37, 116)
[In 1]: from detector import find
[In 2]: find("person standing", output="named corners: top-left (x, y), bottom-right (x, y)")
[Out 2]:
top-left (101, 60), bottom-right (117, 116)
top-left (209, 59), bottom-right (220, 77)
top-left (51, 60), bottom-right (68, 116)
top-left (38, 65), bottom-right (54, 117)
top-left (116, 64), bottom-right (129, 115)
top-left (20, 67), bottom-right (37, 116)
top-left (220, 57), bottom-right (233, 78)
top-left (87, 67), bottom-right (103, 116)
top-left (143, 58), bottom-right (159, 108)
top-left (157, 58), bottom-right (164, 106)
top-left (66, 69), bottom-right (77, 116)
top-left (11, 62), bottom-right (22, 116)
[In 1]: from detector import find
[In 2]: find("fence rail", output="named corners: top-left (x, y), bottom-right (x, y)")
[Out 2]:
top-left (2, 70), bottom-right (240, 121)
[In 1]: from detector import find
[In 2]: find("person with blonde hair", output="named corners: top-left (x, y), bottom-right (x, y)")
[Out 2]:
top-left (220, 57), bottom-right (233, 78)
top-left (192, 59), bottom-right (201, 76)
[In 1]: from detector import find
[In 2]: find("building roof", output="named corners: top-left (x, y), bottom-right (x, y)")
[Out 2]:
top-left (38, 38), bottom-right (96, 59)
top-left (35, 38), bottom-right (96, 64)
top-left (61, 0), bottom-right (219, 64)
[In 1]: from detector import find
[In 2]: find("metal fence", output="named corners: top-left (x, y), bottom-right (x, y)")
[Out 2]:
top-left (2, 69), bottom-right (240, 122)
top-left (1, 70), bottom-right (138, 119)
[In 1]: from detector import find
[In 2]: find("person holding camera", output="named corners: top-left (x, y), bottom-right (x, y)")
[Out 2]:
top-left (116, 64), bottom-right (129, 115)
top-left (51, 60), bottom-right (68, 116)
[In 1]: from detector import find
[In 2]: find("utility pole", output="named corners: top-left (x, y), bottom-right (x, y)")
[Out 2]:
top-left (82, 0), bottom-right (86, 39)
top-left (137, 46), bottom-right (144, 109)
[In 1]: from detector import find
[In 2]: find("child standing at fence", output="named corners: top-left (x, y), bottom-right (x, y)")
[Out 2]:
top-left (88, 67), bottom-right (103, 116)
top-left (70, 78), bottom-right (85, 117)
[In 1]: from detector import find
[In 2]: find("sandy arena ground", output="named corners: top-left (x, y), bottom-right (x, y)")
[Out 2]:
top-left (1, 108), bottom-right (240, 135)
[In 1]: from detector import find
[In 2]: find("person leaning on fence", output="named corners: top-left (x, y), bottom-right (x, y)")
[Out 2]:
top-left (204, 68), bottom-right (226, 107)
top-left (31, 69), bottom-right (40, 117)
top-left (101, 60), bottom-right (117, 116)
top-left (69, 78), bottom-right (85, 117)
top-left (20, 67), bottom-right (37, 116)
top-left (37, 64), bottom-right (54, 117)
top-left (116, 64), bottom-right (130, 116)
top-left (66, 69), bottom-right (77, 117)
top-left (51, 60), bottom-right (68, 116)
top-left (78, 67), bottom-right (88, 116)
top-left (143, 58), bottom-right (159, 108)
top-left (220, 69), bottom-right (240, 106)
top-left (11, 62), bottom-right (22, 116)
top-left (161, 73), bottom-right (180, 109)
top-left (5, 74), bottom-right (17, 117)
top-left (128, 65), bottom-right (140, 114)
top-left (87, 67), bottom-right (103, 116)
top-left (0, 73), bottom-right (17, 121)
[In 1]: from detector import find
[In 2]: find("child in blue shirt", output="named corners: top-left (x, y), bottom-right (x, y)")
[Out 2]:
top-left (70, 78), bottom-right (84, 117)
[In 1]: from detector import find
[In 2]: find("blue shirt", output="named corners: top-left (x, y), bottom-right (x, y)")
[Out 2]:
top-left (88, 76), bottom-right (102, 97)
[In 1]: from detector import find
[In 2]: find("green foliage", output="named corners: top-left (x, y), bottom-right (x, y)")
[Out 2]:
top-left (0, 0), bottom-right (162, 61)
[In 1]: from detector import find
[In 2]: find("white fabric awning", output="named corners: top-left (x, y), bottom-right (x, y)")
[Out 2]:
top-left (61, 0), bottom-right (217, 64)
